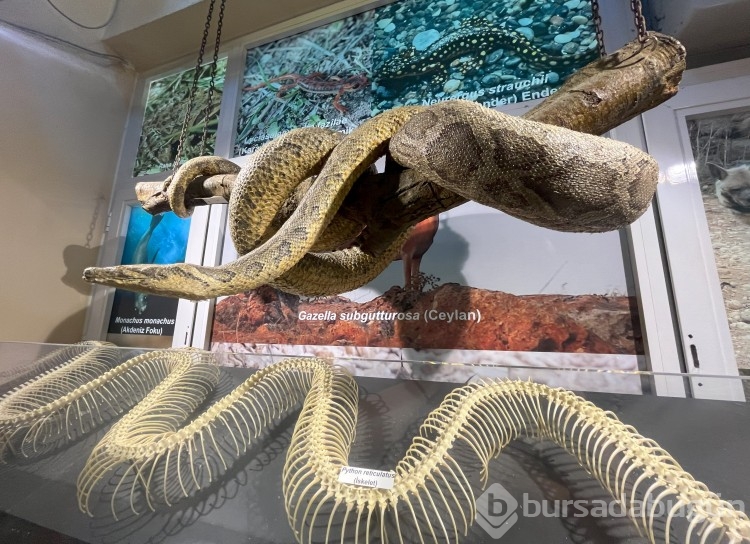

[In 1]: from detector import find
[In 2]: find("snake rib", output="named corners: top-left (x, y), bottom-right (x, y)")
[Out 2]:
top-left (77, 348), bottom-right (220, 516)
top-left (68, 352), bottom-right (749, 544)
top-left (0, 341), bottom-right (122, 459)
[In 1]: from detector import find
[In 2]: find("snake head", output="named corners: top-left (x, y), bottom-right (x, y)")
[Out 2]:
top-left (83, 263), bottom-right (237, 300)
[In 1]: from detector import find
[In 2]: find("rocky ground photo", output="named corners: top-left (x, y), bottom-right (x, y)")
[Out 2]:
top-left (211, 284), bottom-right (642, 355)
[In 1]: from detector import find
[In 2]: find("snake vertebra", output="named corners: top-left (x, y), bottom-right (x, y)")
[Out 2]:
top-left (83, 33), bottom-right (683, 301)
top-left (62, 353), bottom-right (748, 544)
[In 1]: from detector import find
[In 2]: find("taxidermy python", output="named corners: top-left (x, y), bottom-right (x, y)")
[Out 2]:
top-left (1, 343), bottom-right (748, 543)
top-left (83, 32), bottom-right (685, 300)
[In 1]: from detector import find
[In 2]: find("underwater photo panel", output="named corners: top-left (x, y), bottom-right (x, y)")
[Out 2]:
top-left (107, 207), bottom-right (191, 343)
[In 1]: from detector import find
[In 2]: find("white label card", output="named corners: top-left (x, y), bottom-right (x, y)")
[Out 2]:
top-left (338, 466), bottom-right (395, 490)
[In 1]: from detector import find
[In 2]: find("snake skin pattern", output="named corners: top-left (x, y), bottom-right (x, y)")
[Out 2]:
top-left (83, 33), bottom-right (683, 301)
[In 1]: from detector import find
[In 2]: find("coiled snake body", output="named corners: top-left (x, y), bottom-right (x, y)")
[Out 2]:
top-left (83, 33), bottom-right (680, 300)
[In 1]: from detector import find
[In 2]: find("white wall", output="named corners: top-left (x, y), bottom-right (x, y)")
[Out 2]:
top-left (0, 26), bottom-right (134, 343)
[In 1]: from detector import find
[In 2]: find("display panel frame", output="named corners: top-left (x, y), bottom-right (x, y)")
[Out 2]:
top-left (82, 184), bottom-right (212, 348)
top-left (641, 57), bottom-right (750, 401)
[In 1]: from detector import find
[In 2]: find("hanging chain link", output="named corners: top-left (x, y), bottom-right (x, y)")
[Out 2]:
top-left (171, 0), bottom-right (225, 172)
top-left (630, 0), bottom-right (649, 43)
top-left (590, 0), bottom-right (649, 57)
top-left (84, 196), bottom-right (105, 248)
top-left (200, 0), bottom-right (227, 155)
top-left (589, 0), bottom-right (606, 57)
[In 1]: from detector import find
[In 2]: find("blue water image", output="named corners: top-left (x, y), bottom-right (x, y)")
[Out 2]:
top-left (120, 207), bottom-right (190, 266)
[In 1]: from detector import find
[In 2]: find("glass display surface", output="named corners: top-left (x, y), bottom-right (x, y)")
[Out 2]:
top-left (0, 342), bottom-right (748, 543)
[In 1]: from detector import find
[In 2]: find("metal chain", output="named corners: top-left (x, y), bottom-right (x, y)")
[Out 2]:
top-left (590, 0), bottom-right (649, 57)
top-left (85, 196), bottom-right (105, 248)
top-left (630, 0), bottom-right (649, 43)
top-left (589, 0), bottom-right (606, 57)
top-left (200, 0), bottom-right (227, 155)
top-left (171, 0), bottom-right (217, 172)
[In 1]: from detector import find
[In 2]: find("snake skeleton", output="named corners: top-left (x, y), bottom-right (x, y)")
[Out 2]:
top-left (0, 342), bottom-right (215, 460)
top-left (83, 32), bottom-right (682, 301)
top-left (1, 345), bottom-right (748, 543)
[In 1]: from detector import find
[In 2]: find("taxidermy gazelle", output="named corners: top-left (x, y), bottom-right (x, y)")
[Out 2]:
top-left (397, 215), bottom-right (439, 290)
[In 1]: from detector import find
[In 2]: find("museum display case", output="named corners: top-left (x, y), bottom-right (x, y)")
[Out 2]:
top-left (3, 1), bottom-right (750, 542)
top-left (0, 341), bottom-right (748, 543)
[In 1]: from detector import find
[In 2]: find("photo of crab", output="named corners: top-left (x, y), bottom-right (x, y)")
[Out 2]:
top-left (371, 0), bottom-right (599, 112)
top-left (133, 59), bottom-right (227, 177)
top-left (234, 12), bottom-right (374, 156)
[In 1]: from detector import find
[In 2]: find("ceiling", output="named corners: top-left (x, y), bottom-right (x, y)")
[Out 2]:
top-left (649, 0), bottom-right (750, 68)
top-left (0, 0), bottom-right (368, 71)
top-left (0, 0), bottom-right (749, 72)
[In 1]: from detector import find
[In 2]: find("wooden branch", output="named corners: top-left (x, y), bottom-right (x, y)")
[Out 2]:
top-left (133, 32), bottom-right (685, 230)
top-left (135, 174), bottom-right (235, 214)
top-left (526, 33), bottom-right (686, 135)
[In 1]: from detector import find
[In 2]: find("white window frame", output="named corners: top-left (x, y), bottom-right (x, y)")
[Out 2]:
top-left (640, 58), bottom-right (750, 401)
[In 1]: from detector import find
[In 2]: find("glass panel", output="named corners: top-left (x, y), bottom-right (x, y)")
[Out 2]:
top-left (0, 342), bottom-right (747, 544)
top-left (105, 207), bottom-right (190, 348)
top-left (133, 59), bottom-right (228, 177)
top-left (687, 110), bottom-right (750, 369)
